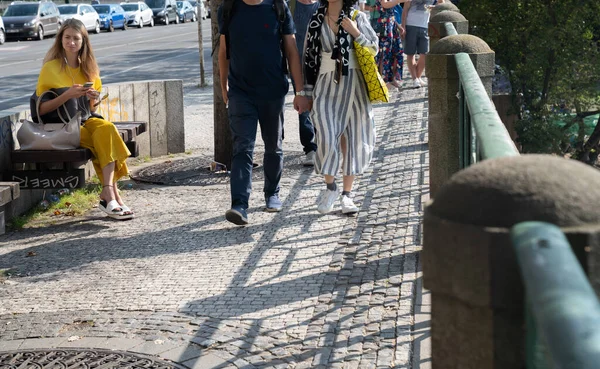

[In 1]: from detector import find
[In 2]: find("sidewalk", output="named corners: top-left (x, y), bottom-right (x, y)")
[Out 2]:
top-left (0, 84), bottom-right (431, 369)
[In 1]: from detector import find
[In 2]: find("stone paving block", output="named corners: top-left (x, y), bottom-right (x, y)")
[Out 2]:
top-left (18, 337), bottom-right (68, 349)
top-left (91, 337), bottom-right (147, 351)
top-left (129, 340), bottom-right (185, 356)
top-left (159, 344), bottom-right (205, 363)
top-left (0, 339), bottom-right (24, 351)
top-left (181, 352), bottom-right (231, 369)
top-left (58, 336), bottom-right (110, 348)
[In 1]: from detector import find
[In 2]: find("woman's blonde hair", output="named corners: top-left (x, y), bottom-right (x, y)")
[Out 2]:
top-left (43, 18), bottom-right (99, 81)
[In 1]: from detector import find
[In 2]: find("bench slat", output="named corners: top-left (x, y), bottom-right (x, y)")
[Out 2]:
top-left (12, 149), bottom-right (92, 163)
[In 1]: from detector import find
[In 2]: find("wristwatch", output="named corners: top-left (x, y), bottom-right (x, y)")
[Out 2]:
top-left (296, 90), bottom-right (308, 97)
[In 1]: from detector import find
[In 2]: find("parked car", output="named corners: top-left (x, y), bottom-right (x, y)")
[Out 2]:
top-left (0, 16), bottom-right (5, 45)
top-left (92, 3), bottom-right (127, 32)
top-left (175, 0), bottom-right (194, 23)
top-left (144, 0), bottom-right (177, 25)
top-left (188, 0), bottom-right (206, 20)
top-left (120, 1), bottom-right (153, 28)
top-left (57, 3), bottom-right (100, 34)
top-left (2, 0), bottom-right (61, 41)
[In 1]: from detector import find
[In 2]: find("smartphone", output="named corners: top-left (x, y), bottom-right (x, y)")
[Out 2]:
top-left (83, 82), bottom-right (94, 88)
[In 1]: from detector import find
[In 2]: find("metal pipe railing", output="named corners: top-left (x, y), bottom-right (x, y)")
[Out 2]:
top-left (511, 222), bottom-right (600, 369)
top-left (454, 52), bottom-right (519, 163)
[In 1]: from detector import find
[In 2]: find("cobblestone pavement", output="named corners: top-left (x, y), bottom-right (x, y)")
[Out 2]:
top-left (0, 84), bottom-right (431, 368)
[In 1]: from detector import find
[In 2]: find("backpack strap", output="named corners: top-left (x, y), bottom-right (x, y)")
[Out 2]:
top-left (223, 0), bottom-right (235, 60)
top-left (273, 0), bottom-right (289, 74)
top-left (288, 0), bottom-right (296, 16)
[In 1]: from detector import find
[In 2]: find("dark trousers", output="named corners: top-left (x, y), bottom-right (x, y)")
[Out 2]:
top-left (228, 92), bottom-right (284, 209)
top-left (291, 81), bottom-right (317, 154)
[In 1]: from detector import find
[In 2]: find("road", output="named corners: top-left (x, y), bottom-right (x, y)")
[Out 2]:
top-left (0, 19), bottom-right (214, 111)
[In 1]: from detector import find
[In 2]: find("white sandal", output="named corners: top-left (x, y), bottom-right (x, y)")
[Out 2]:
top-left (99, 199), bottom-right (133, 220)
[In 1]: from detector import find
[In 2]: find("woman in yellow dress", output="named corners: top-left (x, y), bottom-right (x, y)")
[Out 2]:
top-left (35, 18), bottom-right (134, 220)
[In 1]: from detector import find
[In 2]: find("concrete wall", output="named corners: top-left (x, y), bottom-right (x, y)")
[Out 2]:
top-left (0, 79), bottom-right (185, 221)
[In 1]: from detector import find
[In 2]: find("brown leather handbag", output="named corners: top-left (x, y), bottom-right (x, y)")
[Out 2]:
top-left (17, 90), bottom-right (81, 151)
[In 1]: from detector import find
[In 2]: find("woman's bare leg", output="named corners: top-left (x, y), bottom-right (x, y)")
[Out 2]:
top-left (100, 161), bottom-right (116, 203)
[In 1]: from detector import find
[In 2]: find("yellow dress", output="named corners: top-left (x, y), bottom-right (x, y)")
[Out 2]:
top-left (36, 59), bottom-right (130, 184)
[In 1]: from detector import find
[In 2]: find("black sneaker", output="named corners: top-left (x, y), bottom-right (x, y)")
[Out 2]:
top-left (225, 205), bottom-right (248, 225)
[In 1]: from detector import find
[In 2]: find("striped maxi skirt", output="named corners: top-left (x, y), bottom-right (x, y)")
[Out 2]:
top-left (310, 55), bottom-right (376, 177)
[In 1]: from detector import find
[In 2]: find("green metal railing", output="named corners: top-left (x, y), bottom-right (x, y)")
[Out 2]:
top-left (443, 21), bottom-right (519, 167)
top-left (511, 222), bottom-right (600, 368)
top-left (445, 21), bottom-right (600, 368)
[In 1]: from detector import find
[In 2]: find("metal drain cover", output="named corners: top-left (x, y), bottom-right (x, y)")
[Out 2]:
top-left (0, 348), bottom-right (187, 369)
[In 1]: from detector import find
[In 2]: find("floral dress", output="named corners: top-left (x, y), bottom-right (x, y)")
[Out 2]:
top-left (375, 0), bottom-right (404, 82)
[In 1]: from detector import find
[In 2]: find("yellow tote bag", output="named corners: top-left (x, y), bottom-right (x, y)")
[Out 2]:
top-left (352, 10), bottom-right (390, 104)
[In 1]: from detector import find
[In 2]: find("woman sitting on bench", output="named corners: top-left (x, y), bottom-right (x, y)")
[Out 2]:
top-left (34, 18), bottom-right (134, 220)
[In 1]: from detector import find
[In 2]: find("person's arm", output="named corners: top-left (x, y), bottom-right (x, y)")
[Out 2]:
top-left (347, 11), bottom-right (378, 55)
top-left (380, 0), bottom-right (407, 10)
top-left (401, 0), bottom-right (410, 27)
top-left (282, 34), bottom-right (309, 113)
top-left (218, 34), bottom-right (229, 104)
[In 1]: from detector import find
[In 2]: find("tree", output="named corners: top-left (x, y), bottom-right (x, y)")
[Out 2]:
top-left (210, 0), bottom-right (233, 168)
top-left (460, 0), bottom-right (600, 163)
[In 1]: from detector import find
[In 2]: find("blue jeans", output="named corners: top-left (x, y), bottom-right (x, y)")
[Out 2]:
top-left (291, 81), bottom-right (317, 154)
top-left (228, 92), bottom-right (284, 209)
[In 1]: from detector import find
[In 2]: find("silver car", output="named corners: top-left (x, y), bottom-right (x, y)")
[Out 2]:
top-left (2, 1), bottom-right (61, 41)
top-left (120, 1), bottom-right (154, 28)
top-left (57, 4), bottom-right (101, 34)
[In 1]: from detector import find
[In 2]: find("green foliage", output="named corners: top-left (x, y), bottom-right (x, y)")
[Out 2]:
top-left (460, 0), bottom-right (600, 155)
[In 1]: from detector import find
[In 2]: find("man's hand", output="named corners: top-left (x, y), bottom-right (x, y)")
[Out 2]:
top-left (293, 95), bottom-right (311, 114)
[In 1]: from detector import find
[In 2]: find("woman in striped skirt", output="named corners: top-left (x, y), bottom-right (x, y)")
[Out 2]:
top-left (303, 0), bottom-right (378, 214)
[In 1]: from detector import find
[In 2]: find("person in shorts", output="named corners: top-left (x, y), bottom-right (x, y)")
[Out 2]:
top-left (400, 0), bottom-right (443, 87)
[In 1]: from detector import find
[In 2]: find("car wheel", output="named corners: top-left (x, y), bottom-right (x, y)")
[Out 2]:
top-left (0, 29), bottom-right (5, 45)
top-left (108, 21), bottom-right (114, 32)
top-left (150, 17), bottom-right (155, 27)
top-left (138, 18), bottom-right (143, 28)
top-left (94, 21), bottom-right (101, 34)
top-left (164, 16), bottom-right (169, 25)
top-left (37, 25), bottom-right (44, 41)
top-left (122, 21), bottom-right (127, 30)
top-left (174, 14), bottom-right (179, 24)
top-left (192, 13), bottom-right (196, 22)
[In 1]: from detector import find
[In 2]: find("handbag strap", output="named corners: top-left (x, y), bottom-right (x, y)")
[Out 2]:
top-left (36, 90), bottom-right (73, 125)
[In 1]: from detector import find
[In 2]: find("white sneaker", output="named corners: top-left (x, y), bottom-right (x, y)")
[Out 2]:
top-left (303, 151), bottom-right (315, 166)
top-left (340, 195), bottom-right (359, 214)
top-left (317, 188), bottom-right (339, 214)
top-left (418, 78), bottom-right (427, 86)
top-left (412, 79), bottom-right (422, 88)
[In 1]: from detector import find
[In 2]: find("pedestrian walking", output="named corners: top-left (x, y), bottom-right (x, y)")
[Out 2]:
top-left (400, 0), bottom-right (442, 87)
top-left (303, 0), bottom-right (378, 215)
top-left (374, 0), bottom-right (407, 89)
top-left (218, 0), bottom-right (310, 226)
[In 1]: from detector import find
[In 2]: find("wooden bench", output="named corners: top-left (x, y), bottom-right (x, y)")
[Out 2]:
top-left (7, 121), bottom-right (147, 190)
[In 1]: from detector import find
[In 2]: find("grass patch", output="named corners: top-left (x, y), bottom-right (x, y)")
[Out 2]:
top-left (6, 183), bottom-right (102, 231)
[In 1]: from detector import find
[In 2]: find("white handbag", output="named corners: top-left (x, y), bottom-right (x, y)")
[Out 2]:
top-left (17, 90), bottom-right (81, 151)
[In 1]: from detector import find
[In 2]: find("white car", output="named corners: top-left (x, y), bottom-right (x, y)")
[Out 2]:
top-left (188, 0), bottom-right (206, 20)
top-left (120, 2), bottom-right (154, 28)
top-left (0, 16), bottom-right (5, 45)
top-left (57, 4), bottom-right (101, 34)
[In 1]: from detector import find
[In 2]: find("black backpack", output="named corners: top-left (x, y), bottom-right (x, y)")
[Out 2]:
top-left (217, 0), bottom-right (289, 73)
